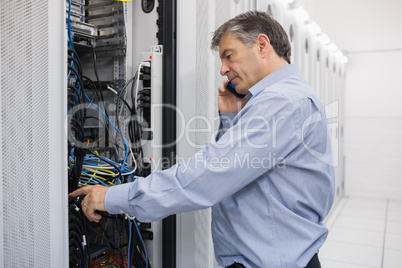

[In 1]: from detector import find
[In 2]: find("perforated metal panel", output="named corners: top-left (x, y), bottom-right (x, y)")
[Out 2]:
top-left (194, 1), bottom-right (251, 267)
top-left (194, 0), bottom-right (223, 267)
top-left (0, 1), bottom-right (67, 267)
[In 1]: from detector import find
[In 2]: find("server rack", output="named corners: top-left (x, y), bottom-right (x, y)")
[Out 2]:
top-left (65, 0), bottom-right (175, 267)
top-left (0, 0), bottom-right (345, 267)
top-left (0, 0), bottom-right (68, 267)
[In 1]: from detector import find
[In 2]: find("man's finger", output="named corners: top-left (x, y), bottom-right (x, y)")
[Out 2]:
top-left (92, 212), bottom-right (102, 222)
top-left (81, 199), bottom-right (101, 222)
top-left (69, 186), bottom-right (91, 197)
top-left (86, 208), bottom-right (102, 223)
top-left (219, 80), bottom-right (230, 93)
top-left (218, 84), bottom-right (226, 94)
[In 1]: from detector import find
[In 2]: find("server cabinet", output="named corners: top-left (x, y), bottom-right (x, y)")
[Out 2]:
top-left (0, 0), bottom-right (346, 267)
top-left (0, 0), bottom-right (68, 267)
top-left (65, 0), bottom-right (170, 267)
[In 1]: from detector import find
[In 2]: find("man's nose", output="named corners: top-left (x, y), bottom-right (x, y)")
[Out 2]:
top-left (220, 62), bottom-right (229, 76)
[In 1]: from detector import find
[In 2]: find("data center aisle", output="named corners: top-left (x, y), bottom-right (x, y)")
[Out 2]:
top-left (320, 197), bottom-right (402, 268)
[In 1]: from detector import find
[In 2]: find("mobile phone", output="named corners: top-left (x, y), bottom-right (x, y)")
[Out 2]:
top-left (226, 82), bottom-right (246, 98)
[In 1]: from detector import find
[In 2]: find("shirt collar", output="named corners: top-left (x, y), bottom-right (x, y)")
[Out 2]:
top-left (246, 64), bottom-right (301, 99)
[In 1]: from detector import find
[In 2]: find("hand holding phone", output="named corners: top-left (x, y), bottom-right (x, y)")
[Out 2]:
top-left (226, 82), bottom-right (246, 98)
top-left (218, 80), bottom-right (248, 113)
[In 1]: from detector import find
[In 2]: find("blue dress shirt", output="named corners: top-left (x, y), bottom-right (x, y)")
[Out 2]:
top-left (105, 64), bottom-right (335, 268)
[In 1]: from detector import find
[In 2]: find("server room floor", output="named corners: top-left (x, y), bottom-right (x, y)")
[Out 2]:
top-left (320, 196), bottom-right (402, 268)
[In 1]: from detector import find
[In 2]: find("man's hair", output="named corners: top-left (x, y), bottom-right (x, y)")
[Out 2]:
top-left (211, 10), bottom-right (291, 64)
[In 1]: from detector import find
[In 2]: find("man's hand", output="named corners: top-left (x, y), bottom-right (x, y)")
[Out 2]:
top-left (69, 185), bottom-right (109, 223)
top-left (218, 80), bottom-right (248, 113)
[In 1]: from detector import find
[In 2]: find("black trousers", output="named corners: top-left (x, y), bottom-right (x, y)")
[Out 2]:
top-left (226, 253), bottom-right (320, 268)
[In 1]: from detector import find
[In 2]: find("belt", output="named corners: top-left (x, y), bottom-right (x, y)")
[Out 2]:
top-left (225, 253), bottom-right (319, 268)
top-left (226, 263), bottom-right (245, 268)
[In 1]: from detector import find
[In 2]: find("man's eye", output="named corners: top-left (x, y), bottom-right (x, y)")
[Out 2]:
top-left (226, 55), bottom-right (232, 60)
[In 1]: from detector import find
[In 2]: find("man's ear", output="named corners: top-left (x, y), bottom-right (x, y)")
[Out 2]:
top-left (256, 34), bottom-right (271, 57)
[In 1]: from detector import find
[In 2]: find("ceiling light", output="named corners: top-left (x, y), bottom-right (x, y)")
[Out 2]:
top-left (318, 33), bottom-right (330, 45)
top-left (308, 21), bottom-right (322, 35)
top-left (327, 43), bottom-right (338, 52)
top-left (334, 50), bottom-right (343, 58)
top-left (340, 56), bottom-right (348, 64)
top-left (293, 6), bottom-right (310, 22)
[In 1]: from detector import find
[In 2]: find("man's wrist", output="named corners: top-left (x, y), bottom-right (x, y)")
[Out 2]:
top-left (104, 183), bottom-right (132, 215)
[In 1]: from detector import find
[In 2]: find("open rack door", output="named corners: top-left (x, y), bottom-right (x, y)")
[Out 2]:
top-left (0, 0), bottom-right (68, 267)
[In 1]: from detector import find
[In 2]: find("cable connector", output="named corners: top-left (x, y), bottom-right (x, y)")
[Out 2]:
top-left (139, 89), bottom-right (150, 96)
top-left (140, 74), bottom-right (151, 81)
top-left (107, 85), bottom-right (118, 95)
top-left (141, 66), bottom-right (151, 74)
top-left (141, 61), bottom-right (151, 68)
top-left (82, 235), bottom-right (87, 247)
top-left (125, 213), bottom-right (136, 220)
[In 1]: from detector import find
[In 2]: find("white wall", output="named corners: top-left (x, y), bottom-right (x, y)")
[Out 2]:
top-left (344, 51), bottom-right (402, 200)
top-left (309, 0), bottom-right (402, 200)
top-left (310, 0), bottom-right (402, 52)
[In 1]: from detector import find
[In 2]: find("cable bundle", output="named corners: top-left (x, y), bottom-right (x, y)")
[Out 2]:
top-left (66, 1), bottom-right (150, 267)
top-left (69, 197), bottom-right (91, 268)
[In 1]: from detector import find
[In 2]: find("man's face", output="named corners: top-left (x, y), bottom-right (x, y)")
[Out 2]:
top-left (219, 32), bottom-right (261, 94)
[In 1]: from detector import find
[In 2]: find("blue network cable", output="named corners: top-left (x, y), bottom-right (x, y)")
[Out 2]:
top-left (67, 0), bottom-right (75, 79)
top-left (134, 219), bottom-right (148, 268)
top-left (67, 0), bottom-right (75, 51)
top-left (84, 153), bottom-right (132, 174)
top-left (128, 219), bottom-right (132, 268)
top-left (82, 93), bottom-right (130, 174)
top-left (67, 0), bottom-right (72, 79)
top-left (67, 0), bottom-right (129, 186)
top-left (80, 171), bottom-right (108, 186)
top-left (67, 2), bottom-right (145, 267)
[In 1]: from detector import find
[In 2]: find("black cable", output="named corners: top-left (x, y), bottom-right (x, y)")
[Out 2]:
top-left (96, 211), bottom-right (125, 219)
top-left (112, 85), bottom-right (135, 153)
top-left (67, 50), bottom-right (87, 132)
top-left (67, 66), bottom-right (85, 94)
top-left (68, 55), bottom-right (82, 78)
top-left (66, 43), bottom-right (152, 267)
top-left (127, 220), bottom-right (152, 268)
top-left (69, 238), bottom-right (86, 267)
top-left (82, 87), bottom-right (131, 173)
top-left (69, 117), bottom-right (84, 136)
top-left (68, 44), bottom-right (92, 268)
top-left (90, 43), bottom-right (109, 117)
top-left (67, 66), bottom-right (87, 126)
top-left (68, 48), bottom-right (82, 65)
top-left (84, 221), bottom-right (129, 250)
top-left (116, 95), bottom-right (133, 113)
top-left (125, 77), bottom-right (143, 161)
top-left (83, 76), bottom-right (102, 106)
top-left (68, 86), bottom-right (83, 108)
top-left (119, 72), bottom-right (138, 101)
top-left (69, 213), bottom-right (85, 235)
top-left (69, 201), bottom-right (90, 267)
top-left (81, 115), bottom-right (112, 151)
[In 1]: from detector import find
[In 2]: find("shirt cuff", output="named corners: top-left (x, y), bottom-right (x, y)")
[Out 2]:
top-left (216, 112), bottom-right (237, 141)
top-left (104, 183), bottom-right (132, 215)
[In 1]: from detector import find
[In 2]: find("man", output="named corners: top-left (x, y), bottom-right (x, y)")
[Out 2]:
top-left (71, 10), bottom-right (334, 268)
